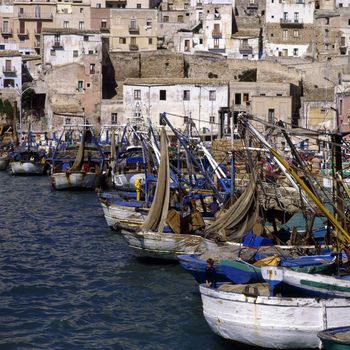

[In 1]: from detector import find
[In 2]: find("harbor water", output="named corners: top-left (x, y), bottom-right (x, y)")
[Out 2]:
top-left (0, 172), bottom-right (237, 350)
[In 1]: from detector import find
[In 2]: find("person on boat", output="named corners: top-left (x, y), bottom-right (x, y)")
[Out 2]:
top-left (135, 177), bottom-right (143, 201)
top-left (205, 258), bottom-right (216, 288)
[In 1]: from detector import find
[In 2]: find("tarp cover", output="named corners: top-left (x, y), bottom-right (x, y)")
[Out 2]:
top-left (141, 127), bottom-right (170, 234)
top-left (204, 175), bottom-right (257, 242)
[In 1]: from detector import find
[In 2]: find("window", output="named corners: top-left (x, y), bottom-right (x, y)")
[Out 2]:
top-left (96, 3), bottom-right (101, 7)
top-left (137, 3), bottom-right (141, 7)
top-left (293, 48), bottom-right (299, 56)
top-left (73, 50), bottom-right (78, 57)
top-left (101, 20), bottom-right (107, 28)
top-left (84, 35), bottom-right (89, 41)
top-left (148, 38), bottom-right (153, 45)
top-left (183, 90), bottom-right (190, 100)
top-left (19, 7), bottom-right (24, 14)
top-left (90, 63), bottom-right (95, 74)
top-left (87, 83), bottom-right (91, 88)
top-left (0, 45), bottom-right (5, 50)
top-left (130, 37), bottom-right (136, 45)
top-left (243, 93), bottom-right (249, 102)
top-left (79, 21), bottom-right (84, 29)
top-left (163, 16), bottom-right (169, 22)
top-left (326, 17), bottom-right (330, 25)
top-left (65, 118), bottom-right (71, 124)
top-left (146, 19), bottom-right (152, 28)
top-left (235, 93), bottom-right (241, 105)
top-left (178, 15), bottom-right (184, 23)
top-left (80, 7), bottom-right (83, 12)
top-left (199, 38), bottom-right (203, 44)
top-left (54, 34), bottom-right (60, 43)
top-left (130, 19), bottom-right (137, 29)
top-left (119, 37), bottom-right (126, 44)
top-left (294, 12), bottom-right (299, 23)
top-left (111, 113), bottom-right (118, 124)
top-left (214, 38), bottom-right (219, 48)
top-left (63, 20), bottom-right (69, 28)
top-left (77, 80), bottom-right (84, 91)
top-left (283, 30), bottom-right (288, 38)
top-left (50, 49), bottom-right (55, 56)
top-left (341, 36), bottom-right (346, 46)
top-left (134, 89), bottom-right (141, 100)
top-left (210, 115), bottom-right (215, 123)
top-left (283, 12), bottom-right (288, 20)
top-left (268, 109), bottom-right (275, 123)
top-left (293, 30), bottom-right (299, 38)
top-left (88, 50), bottom-right (94, 54)
top-left (160, 90), bottom-right (166, 100)
top-left (209, 90), bottom-right (216, 101)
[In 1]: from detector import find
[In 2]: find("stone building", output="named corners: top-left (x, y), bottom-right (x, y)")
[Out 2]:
top-left (265, 0), bottom-right (315, 58)
top-left (109, 8), bottom-right (157, 51)
top-left (41, 28), bottom-right (102, 131)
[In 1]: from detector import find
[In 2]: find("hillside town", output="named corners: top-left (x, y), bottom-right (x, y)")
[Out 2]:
top-left (0, 0), bottom-right (349, 137)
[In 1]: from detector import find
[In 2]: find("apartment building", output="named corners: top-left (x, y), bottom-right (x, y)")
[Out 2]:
top-left (55, 0), bottom-right (91, 31)
top-left (265, 0), bottom-right (315, 57)
top-left (109, 8), bottom-right (157, 51)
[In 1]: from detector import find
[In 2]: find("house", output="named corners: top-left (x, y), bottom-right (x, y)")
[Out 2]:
top-left (123, 78), bottom-right (229, 137)
top-left (0, 50), bottom-right (22, 89)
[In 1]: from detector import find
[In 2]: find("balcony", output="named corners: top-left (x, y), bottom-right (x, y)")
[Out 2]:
top-left (239, 45), bottom-right (253, 55)
top-left (129, 43), bottom-right (139, 51)
top-left (100, 25), bottom-right (110, 33)
top-left (280, 19), bottom-right (303, 27)
top-left (2, 66), bottom-right (17, 76)
top-left (18, 12), bottom-right (53, 20)
top-left (1, 27), bottom-right (13, 36)
top-left (17, 29), bottom-right (29, 36)
top-left (196, 1), bottom-right (202, 6)
top-left (246, 3), bottom-right (258, 9)
top-left (128, 25), bottom-right (139, 34)
top-left (212, 30), bottom-right (222, 39)
top-left (52, 41), bottom-right (63, 49)
top-left (208, 47), bottom-right (225, 53)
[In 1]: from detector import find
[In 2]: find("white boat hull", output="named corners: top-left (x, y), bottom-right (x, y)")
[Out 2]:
top-left (100, 201), bottom-right (146, 228)
top-left (10, 161), bottom-right (46, 175)
top-left (51, 172), bottom-right (100, 190)
top-left (200, 284), bottom-right (350, 349)
top-left (121, 229), bottom-right (205, 260)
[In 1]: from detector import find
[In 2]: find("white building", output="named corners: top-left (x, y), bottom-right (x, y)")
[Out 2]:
top-left (42, 28), bottom-right (102, 67)
top-left (265, 0), bottom-right (315, 57)
top-left (123, 78), bottom-right (229, 137)
top-left (0, 50), bottom-right (22, 89)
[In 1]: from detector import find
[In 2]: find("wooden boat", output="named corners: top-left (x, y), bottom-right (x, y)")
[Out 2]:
top-left (221, 255), bottom-right (336, 284)
top-left (120, 227), bottom-right (205, 260)
top-left (262, 265), bottom-right (350, 298)
top-left (9, 150), bottom-right (47, 175)
top-left (200, 282), bottom-right (350, 349)
top-left (318, 326), bottom-right (350, 350)
top-left (50, 127), bottom-right (105, 191)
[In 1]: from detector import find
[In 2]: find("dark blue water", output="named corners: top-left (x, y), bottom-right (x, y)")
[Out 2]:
top-left (0, 172), bottom-right (235, 350)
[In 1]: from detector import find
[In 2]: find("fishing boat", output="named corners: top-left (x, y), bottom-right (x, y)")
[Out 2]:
top-left (9, 149), bottom-right (47, 175)
top-left (262, 265), bottom-right (350, 298)
top-left (200, 282), bottom-right (350, 349)
top-left (50, 126), bottom-right (105, 190)
top-left (318, 326), bottom-right (350, 350)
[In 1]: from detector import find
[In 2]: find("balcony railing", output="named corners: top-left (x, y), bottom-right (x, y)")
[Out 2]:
top-left (129, 43), bottom-right (139, 51)
top-left (246, 3), bottom-right (258, 9)
top-left (52, 41), bottom-right (63, 49)
top-left (17, 29), bottom-right (29, 36)
top-left (1, 27), bottom-right (13, 36)
top-left (128, 25), bottom-right (139, 34)
top-left (212, 31), bottom-right (222, 39)
top-left (208, 46), bottom-right (225, 53)
top-left (239, 45), bottom-right (253, 55)
top-left (280, 18), bottom-right (303, 27)
top-left (18, 12), bottom-right (53, 20)
top-left (2, 66), bottom-right (17, 75)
